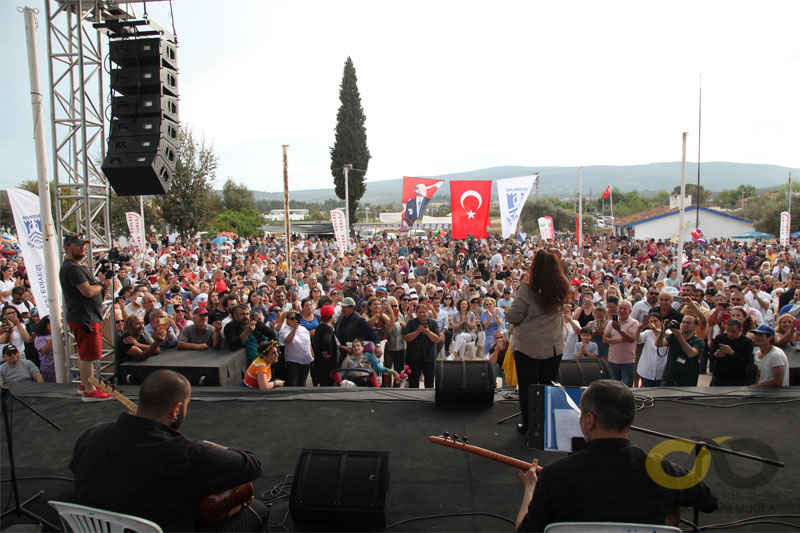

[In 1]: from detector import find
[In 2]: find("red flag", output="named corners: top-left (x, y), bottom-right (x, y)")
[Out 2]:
top-left (602, 185), bottom-right (611, 199)
top-left (400, 176), bottom-right (445, 232)
top-left (450, 180), bottom-right (492, 239)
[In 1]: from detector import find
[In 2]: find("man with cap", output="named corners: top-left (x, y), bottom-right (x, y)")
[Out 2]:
top-left (334, 297), bottom-right (381, 363)
top-left (751, 325), bottom-right (790, 387)
top-left (59, 233), bottom-right (112, 401)
top-left (177, 306), bottom-right (223, 350)
top-left (343, 277), bottom-right (362, 303)
top-left (0, 344), bottom-right (43, 385)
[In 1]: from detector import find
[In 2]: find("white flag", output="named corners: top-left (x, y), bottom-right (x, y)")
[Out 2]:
top-left (126, 212), bottom-right (146, 251)
top-left (497, 175), bottom-right (536, 238)
top-left (780, 211), bottom-right (790, 247)
top-left (7, 189), bottom-right (49, 315)
top-left (330, 210), bottom-right (347, 256)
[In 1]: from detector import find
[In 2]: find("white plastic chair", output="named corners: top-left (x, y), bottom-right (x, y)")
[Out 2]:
top-left (544, 522), bottom-right (681, 533)
top-left (49, 501), bottom-right (163, 533)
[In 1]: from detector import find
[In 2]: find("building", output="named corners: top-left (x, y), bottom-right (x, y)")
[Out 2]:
top-left (263, 209), bottom-right (309, 222)
top-left (613, 206), bottom-right (755, 241)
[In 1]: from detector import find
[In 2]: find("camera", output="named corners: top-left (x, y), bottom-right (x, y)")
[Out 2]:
top-left (665, 319), bottom-right (680, 330)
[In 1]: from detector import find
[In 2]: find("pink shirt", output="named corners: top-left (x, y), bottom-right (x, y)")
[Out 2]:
top-left (604, 317), bottom-right (639, 364)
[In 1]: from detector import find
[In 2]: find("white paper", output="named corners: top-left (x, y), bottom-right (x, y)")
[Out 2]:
top-left (554, 409), bottom-right (583, 451)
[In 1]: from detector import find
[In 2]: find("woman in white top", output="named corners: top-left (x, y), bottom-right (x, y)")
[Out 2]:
top-left (280, 311), bottom-right (314, 387)
top-left (635, 311), bottom-right (668, 387)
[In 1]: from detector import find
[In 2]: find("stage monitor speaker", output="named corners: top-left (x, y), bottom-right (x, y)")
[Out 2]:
top-left (434, 360), bottom-right (494, 406)
top-left (290, 449), bottom-right (390, 529)
top-left (556, 359), bottom-right (610, 387)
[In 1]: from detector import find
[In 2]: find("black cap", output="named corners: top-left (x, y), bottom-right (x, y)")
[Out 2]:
top-left (2, 345), bottom-right (19, 355)
top-left (63, 233), bottom-right (89, 247)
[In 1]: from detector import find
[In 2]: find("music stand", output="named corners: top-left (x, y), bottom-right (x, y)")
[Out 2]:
top-left (1, 386), bottom-right (61, 531)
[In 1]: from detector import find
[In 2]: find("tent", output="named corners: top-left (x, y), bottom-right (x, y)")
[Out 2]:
top-left (731, 231), bottom-right (775, 239)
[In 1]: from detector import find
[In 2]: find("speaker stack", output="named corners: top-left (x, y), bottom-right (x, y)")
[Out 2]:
top-left (102, 36), bottom-right (179, 195)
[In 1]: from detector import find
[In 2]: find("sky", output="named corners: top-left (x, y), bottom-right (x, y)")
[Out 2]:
top-left (2, 0), bottom-right (799, 194)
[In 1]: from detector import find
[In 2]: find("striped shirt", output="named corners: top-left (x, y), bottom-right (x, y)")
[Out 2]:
top-left (243, 356), bottom-right (272, 388)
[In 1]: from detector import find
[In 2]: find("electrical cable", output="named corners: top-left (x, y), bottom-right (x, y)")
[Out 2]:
top-left (0, 476), bottom-right (74, 484)
top-left (658, 397), bottom-right (800, 409)
top-left (385, 511), bottom-right (515, 529)
top-left (259, 474), bottom-right (292, 532)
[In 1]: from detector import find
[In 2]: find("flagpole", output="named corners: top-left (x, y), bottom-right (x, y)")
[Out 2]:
top-left (578, 167), bottom-right (583, 251)
top-left (677, 132), bottom-right (688, 283)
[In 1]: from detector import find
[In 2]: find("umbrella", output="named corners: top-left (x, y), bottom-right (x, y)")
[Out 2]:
top-left (791, 232), bottom-right (800, 238)
top-left (732, 231), bottom-right (775, 239)
top-left (210, 236), bottom-right (233, 245)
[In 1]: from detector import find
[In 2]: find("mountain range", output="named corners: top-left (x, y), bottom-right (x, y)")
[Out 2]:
top-left (251, 162), bottom-right (799, 204)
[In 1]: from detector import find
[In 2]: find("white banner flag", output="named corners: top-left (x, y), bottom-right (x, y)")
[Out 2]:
top-left (780, 211), bottom-right (790, 247)
top-left (125, 212), bottom-right (146, 251)
top-left (330, 210), bottom-right (347, 256)
top-left (538, 216), bottom-right (555, 241)
top-left (7, 189), bottom-right (49, 316)
top-left (497, 175), bottom-right (536, 238)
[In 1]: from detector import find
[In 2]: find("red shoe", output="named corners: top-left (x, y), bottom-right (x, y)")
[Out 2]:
top-left (82, 388), bottom-right (112, 402)
top-left (76, 384), bottom-right (86, 395)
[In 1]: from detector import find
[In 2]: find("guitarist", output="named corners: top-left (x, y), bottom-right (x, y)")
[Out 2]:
top-left (515, 380), bottom-right (718, 532)
top-left (69, 370), bottom-right (268, 532)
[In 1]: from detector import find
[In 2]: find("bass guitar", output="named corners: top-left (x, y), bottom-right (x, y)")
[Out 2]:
top-left (428, 433), bottom-right (542, 472)
top-left (88, 377), bottom-right (255, 526)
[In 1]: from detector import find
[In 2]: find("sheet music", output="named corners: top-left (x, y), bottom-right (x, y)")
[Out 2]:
top-left (554, 409), bottom-right (582, 451)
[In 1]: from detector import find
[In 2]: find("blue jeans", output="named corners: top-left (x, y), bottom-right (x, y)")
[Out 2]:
top-left (608, 362), bottom-right (634, 387)
top-left (639, 377), bottom-right (659, 388)
top-left (492, 362), bottom-right (506, 388)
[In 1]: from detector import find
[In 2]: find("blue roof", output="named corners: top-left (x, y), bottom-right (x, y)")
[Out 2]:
top-left (620, 206), bottom-right (753, 229)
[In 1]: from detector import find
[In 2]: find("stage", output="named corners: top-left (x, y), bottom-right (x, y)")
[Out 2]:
top-left (2, 383), bottom-right (799, 532)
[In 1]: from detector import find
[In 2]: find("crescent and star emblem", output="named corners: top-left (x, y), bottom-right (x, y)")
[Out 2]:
top-left (459, 190), bottom-right (483, 219)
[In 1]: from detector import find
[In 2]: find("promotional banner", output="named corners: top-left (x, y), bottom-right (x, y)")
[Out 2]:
top-left (7, 188), bottom-right (49, 315)
top-left (450, 180), bottom-right (492, 239)
top-left (399, 176), bottom-right (445, 233)
top-left (330, 209), bottom-right (347, 255)
top-left (780, 211), bottom-right (790, 247)
top-left (537, 216), bottom-right (555, 241)
top-left (125, 212), bottom-right (146, 251)
top-left (497, 175), bottom-right (536, 238)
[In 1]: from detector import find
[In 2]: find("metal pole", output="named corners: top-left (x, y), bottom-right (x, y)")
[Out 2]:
top-left (578, 167), bottom-right (583, 251)
top-left (22, 6), bottom-right (68, 384)
top-left (139, 195), bottom-right (145, 251)
top-left (534, 172), bottom-right (539, 199)
top-left (282, 145), bottom-right (291, 274)
top-left (788, 172), bottom-right (792, 217)
top-left (696, 73), bottom-right (702, 228)
top-left (677, 132), bottom-right (688, 283)
top-left (343, 164), bottom-right (352, 251)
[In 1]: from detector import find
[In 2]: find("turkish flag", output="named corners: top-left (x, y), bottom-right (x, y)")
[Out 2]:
top-left (602, 185), bottom-right (611, 199)
top-left (450, 180), bottom-right (492, 239)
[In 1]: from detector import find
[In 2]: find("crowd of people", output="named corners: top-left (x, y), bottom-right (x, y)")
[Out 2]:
top-left (0, 230), bottom-right (794, 394)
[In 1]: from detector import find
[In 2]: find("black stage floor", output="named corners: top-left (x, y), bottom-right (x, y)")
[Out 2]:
top-left (2, 384), bottom-right (799, 532)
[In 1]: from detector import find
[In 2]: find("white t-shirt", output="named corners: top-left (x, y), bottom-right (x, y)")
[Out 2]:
top-left (636, 329), bottom-right (669, 381)
top-left (563, 320), bottom-right (581, 360)
top-left (754, 345), bottom-right (790, 387)
top-left (0, 279), bottom-right (15, 304)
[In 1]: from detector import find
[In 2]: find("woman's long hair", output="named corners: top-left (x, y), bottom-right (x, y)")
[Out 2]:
top-left (528, 249), bottom-right (571, 314)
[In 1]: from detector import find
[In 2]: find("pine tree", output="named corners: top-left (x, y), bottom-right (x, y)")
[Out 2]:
top-left (330, 57), bottom-right (370, 223)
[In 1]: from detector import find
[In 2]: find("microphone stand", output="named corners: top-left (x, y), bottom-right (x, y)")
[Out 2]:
top-left (1, 386), bottom-right (62, 531)
top-left (630, 424), bottom-right (784, 529)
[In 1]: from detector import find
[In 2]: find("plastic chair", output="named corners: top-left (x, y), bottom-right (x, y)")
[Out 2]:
top-left (49, 501), bottom-right (163, 533)
top-left (544, 522), bottom-right (681, 533)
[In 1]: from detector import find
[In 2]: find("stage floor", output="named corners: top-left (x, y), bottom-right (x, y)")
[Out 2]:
top-left (2, 383), bottom-right (799, 532)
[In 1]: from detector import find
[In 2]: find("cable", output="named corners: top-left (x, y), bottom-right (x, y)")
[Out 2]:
top-left (385, 511), bottom-right (515, 529)
top-left (1, 476), bottom-right (74, 484)
top-left (168, 0), bottom-right (177, 41)
top-left (259, 474), bottom-right (292, 532)
top-left (658, 397), bottom-right (800, 408)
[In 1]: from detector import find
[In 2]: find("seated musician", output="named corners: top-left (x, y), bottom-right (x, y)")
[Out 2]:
top-left (243, 339), bottom-right (285, 390)
top-left (69, 369), bottom-right (268, 532)
top-left (116, 315), bottom-right (166, 364)
top-left (516, 379), bottom-right (717, 531)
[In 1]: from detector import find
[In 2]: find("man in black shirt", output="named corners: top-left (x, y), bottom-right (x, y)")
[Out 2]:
top-left (70, 370), bottom-right (268, 531)
top-left (402, 304), bottom-right (442, 388)
top-left (516, 380), bottom-right (717, 531)
top-left (710, 318), bottom-right (754, 386)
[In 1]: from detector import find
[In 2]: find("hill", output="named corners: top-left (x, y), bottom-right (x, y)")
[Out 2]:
top-left (250, 162), bottom-right (799, 204)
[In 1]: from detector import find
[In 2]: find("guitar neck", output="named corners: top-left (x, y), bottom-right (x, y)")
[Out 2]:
top-left (428, 436), bottom-right (532, 470)
top-left (89, 377), bottom-right (137, 412)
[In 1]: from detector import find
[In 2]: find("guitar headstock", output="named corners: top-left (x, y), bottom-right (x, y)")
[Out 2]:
top-left (428, 432), bottom-right (469, 447)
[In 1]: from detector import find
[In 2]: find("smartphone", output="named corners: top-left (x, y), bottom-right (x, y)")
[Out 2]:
top-left (158, 317), bottom-right (169, 332)
top-left (613, 314), bottom-right (619, 322)
top-left (243, 280), bottom-right (253, 287)
top-left (167, 304), bottom-right (174, 316)
top-left (719, 302), bottom-right (730, 308)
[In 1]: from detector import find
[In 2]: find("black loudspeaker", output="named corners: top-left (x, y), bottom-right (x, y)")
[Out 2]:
top-left (556, 359), bottom-right (610, 387)
top-left (103, 36), bottom-right (179, 196)
top-left (290, 449), bottom-right (390, 529)
top-left (434, 360), bottom-right (494, 405)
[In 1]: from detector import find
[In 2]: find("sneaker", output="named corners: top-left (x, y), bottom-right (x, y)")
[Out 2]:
top-left (76, 384), bottom-right (86, 395)
top-left (82, 388), bottom-right (112, 402)
top-left (446, 354), bottom-right (455, 361)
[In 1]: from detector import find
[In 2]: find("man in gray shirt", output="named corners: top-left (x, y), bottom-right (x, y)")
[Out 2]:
top-left (0, 344), bottom-right (43, 385)
top-left (177, 307), bottom-right (222, 350)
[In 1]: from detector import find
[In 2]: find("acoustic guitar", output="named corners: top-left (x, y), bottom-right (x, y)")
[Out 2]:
top-left (429, 433), bottom-right (680, 527)
top-left (89, 377), bottom-right (255, 526)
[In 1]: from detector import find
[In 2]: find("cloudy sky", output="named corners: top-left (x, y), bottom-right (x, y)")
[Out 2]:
top-left (2, 0), bottom-right (799, 194)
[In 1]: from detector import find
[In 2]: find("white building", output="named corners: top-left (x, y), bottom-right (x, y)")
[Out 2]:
top-left (613, 206), bottom-right (754, 241)
top-left (263, 209), bottom-right (309, 222)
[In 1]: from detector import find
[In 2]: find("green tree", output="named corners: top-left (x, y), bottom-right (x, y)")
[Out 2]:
top-left (222, 178), bottom-right (256, 211)
top-left (157, 129), bottom-right (219, 239)
top-left (519, 197), bottom-right (574, 233)
top-left (715, 184), bottom-right (758, 209)
top-left (212, 208), bottom-right (262, 237)
top-left (109, 195), bottom-right (163, 239)
top-left (330, 57), bottom-right (371, 223)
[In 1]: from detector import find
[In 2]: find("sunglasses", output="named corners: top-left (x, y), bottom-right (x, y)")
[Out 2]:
top-left (115, 319), bottom-right (124, 324)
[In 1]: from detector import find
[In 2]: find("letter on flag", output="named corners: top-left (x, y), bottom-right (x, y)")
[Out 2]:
top-left (497, 175), bottom-right (535, 238)
top-left (330, 209), bottom-right (348, 256)
top-left (125, 212), bottom-right (146, 251)
top-left (7, 189), bottom-right (49, 316)
top-left (450, 180), bottom-right (492, 239)
top-left (603, 185), bottom-right (611, 199)
top-left (400, 176), bottom-right (445, 233)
